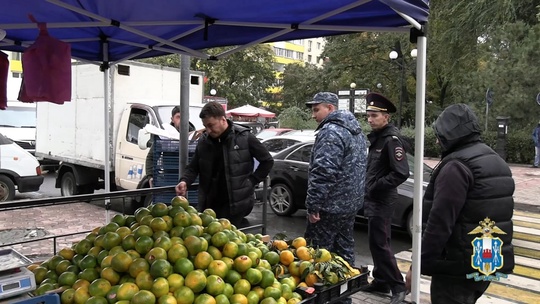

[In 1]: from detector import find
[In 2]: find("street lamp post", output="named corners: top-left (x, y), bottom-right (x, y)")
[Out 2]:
top-left (389, 48), bottom-right (417, 129)
top-left (349, 82), bottom-right (356, 113)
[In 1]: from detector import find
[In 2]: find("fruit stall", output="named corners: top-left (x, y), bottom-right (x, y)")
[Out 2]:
top-left (4, 196), bottom-right (368, 304)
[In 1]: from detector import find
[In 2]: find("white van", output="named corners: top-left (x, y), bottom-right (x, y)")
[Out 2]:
top-left (0, 102), bottom-right (37, 155)
top-left (0, 133), bottom-right (44, 201)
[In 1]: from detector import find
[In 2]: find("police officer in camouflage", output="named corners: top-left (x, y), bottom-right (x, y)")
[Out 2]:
top-left (304, 92), bottom-right (368, 269)
top-left (360, 93), bottom-right (409, 304)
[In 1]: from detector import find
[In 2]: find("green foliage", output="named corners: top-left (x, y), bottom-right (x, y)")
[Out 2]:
top-left (139, 45), bottom-right (275, 108)
top-left (400, 127), bottom-right (535, 164)
top-left (399, 126), bottom-right (440, 158)
top-left (277, 106), bottom-right (317, 130)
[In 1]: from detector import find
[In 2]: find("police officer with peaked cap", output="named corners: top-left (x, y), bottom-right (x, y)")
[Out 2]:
top-left (360, 92), bottom-right (409, 304)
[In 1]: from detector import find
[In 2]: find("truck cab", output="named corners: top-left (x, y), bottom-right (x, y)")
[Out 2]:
top-left (113, 103), bottom-right (204, 192)
top-left (55, 102), bottom-right (204, 199)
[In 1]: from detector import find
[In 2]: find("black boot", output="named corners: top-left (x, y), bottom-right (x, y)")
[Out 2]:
top-left (389, 291), bottom-right (406, 304)
top-left (359, 282), bottom-right (390, 293)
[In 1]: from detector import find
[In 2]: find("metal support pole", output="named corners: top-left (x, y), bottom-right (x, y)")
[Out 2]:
top-left (179, 55), bottom-right (191, 178)
top-left (101, 40), bottom-right (111, 223)
top-left (349, 88), bottom-right (355, 113)
top-left (398, 61), bottom-right (405, 129)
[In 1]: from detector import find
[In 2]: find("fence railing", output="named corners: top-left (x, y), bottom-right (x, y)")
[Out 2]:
top-left (0, 183), bottom-right (268, 262)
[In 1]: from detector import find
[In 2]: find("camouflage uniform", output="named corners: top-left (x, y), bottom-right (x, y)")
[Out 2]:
top-left (304, 96), bottom-right (368, 265)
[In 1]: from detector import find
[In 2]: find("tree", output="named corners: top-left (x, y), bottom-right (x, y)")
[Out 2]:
top-left (140, 45), bottom-right (275, 108)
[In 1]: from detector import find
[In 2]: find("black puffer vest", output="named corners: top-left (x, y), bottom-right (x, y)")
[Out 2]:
top-left (423, 142), bottom-right (515, 276)
top-left (196, 124), bottom-right (255, 216)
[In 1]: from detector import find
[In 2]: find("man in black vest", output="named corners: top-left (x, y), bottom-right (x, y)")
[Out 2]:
top-left (175, 102), bottom-right (273, 227)
top-left (406, 104), bottom-right (515, 303)
top-left (360, 93), bottom-right (409, 304)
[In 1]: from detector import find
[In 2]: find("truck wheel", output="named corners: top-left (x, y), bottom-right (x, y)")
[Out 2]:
top-left (60, 172), bottom-right (78, 196)
top-left (0, 175), bottom-right (16, 202)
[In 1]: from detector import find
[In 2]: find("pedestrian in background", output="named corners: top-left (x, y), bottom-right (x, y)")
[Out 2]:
top-left (532, 120), bottom-right (540, 168)
top-left (406, 103), bottom-right (515, 304)
top-left (175, 101), bottom-right (273, 227)
top-left (360, 92), bottom-right (409, 304)
top-left (304, 92), bottom-right (368, 286)
top-left (145, 105), bottom-right (188, 187)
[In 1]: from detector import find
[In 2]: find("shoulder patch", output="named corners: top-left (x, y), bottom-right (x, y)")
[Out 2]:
top-left (394, 146), bottom-right (404, 161)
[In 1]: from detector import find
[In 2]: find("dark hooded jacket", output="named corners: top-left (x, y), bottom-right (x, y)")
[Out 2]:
top-left (421, 104), bottom-right (514, 277)
top-left (306, 110), bottom-right (367, 215)
top-left (181, 120), bottom-right (273, 216)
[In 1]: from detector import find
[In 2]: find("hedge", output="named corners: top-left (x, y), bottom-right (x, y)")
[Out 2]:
top-left (399, 126), bottom-right (536, 165)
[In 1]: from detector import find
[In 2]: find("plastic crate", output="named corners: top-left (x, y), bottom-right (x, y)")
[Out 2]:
top-left (152, 139), bottom-right (198, 206)
top-left (12, 294), bottom-right (60, 304)
top-left (297, 267), bottom-right (369, 304)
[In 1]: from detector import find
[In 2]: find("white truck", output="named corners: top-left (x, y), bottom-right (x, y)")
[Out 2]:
top-left (35, 61), bottom-right (205, 203)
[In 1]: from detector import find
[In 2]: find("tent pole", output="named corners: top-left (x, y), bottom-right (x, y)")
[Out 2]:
top-left (179, 55), bottom-right (191, 178)
top-left (102, 40), bottom-right (112, 223)
top-left (411, 34), bottom-right (427, 303)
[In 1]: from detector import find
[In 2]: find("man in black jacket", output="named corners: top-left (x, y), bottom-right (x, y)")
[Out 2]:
top-left (175, 102), bottom-right (273, 226)
top-left (406, 104), bottom-right (515, 303)
top-left (360, 93), bottom-right (409, 304)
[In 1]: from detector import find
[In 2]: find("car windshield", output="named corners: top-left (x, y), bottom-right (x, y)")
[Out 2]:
top-left (0, 107), bottom-right (36, 128)
top-left (256, 129), bottom-right (281, 140)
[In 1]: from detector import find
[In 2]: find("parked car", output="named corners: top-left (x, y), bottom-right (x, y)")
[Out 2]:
top-left (0, 133), bottom-right (44, 202)
top-left (255, 128), bottom-right (293, 140)
top-left (260, 134), bottom-right (315, 156)
top-left (267, 141), bottom-right (432, 236)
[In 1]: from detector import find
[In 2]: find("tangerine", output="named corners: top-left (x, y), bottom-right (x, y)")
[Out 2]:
top-left (152, 203), bottom-right (170, 217)
top-left (116, 282), bottom-right (139, 301)
top-left (152, 277), bottom-right (170, 298)
top-left (173, 258), bottom-right (194, 277)
top-left (150, 259), bottom-right (173, 278)
top-left (291, 237), bottom-right (307, 249)
top-left (168, 243), bottom-right (189, 264)
top-left (131, 290), bottom-right (156, 304)
top-left (184, 269), bottom-right (207, 293)
top-left (194, 251), bottom-right (214, 270)
top-left (111, 252), bottom-right (133, 273)
top-left (88, 278), bottom-right (112, 297)
top-left (279, 250), bottom-right (295, 266)
top-left (205, 274), bottom-right (226, 296)
top-left (167, 273), bottom-right (185, 293)
top-left (174, 286), bottom-right (195, 304)
top-left (207, 259), bottom-right (229, 278)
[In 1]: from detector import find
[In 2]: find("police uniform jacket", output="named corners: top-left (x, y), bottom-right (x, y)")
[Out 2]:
top-left (306, 110), bottom-right (367, 215)
top-left (364, 124), bottom-right (410, 217)
top-left (421, 104), bottom-right (514, 277)
top-left (181, 121), bottom-right (273, 216)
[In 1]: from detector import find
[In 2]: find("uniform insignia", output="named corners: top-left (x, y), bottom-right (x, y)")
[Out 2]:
top-left (370, 101), bottom-right (374, 105)
top-left (394, 147), bottom-right (404, 161)
top-left (466, 217), bottom-right (507, 282)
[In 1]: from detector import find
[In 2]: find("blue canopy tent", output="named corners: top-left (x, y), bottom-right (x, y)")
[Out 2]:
top-left (0, 0), bottom-right (429, 300)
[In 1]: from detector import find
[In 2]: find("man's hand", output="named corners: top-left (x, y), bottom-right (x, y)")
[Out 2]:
top-left (405, 268), bottom-right (412, 293)
top-left (307, 212), bottom-right (320, 223)
top-left (176, 181), bottom-right (187, 196)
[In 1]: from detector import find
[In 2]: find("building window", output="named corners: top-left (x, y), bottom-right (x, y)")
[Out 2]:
top-left (307, 55), bottom-right (312, 62)
top-left (317, 42), bottom-right (321, 50)
top-left (12, 72), bottom-right (22, 78)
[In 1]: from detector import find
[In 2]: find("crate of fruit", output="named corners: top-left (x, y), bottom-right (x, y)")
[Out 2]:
top-left (297, 266), bottom-right (369, 304)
